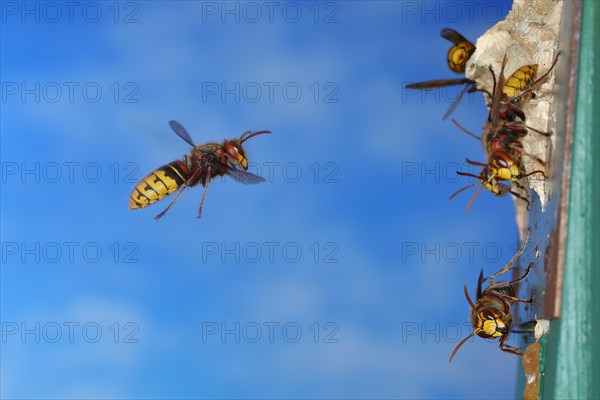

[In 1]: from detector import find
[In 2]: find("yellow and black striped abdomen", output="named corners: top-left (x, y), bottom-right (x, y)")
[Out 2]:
top-left (129, 160), bottom-right (190, 209)
top-left (503, 64), bottom-right (537, 101)
top-left (447, 41), bottom-right (475, 74)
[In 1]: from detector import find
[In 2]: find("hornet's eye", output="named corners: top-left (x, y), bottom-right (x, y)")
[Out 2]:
top-left (497, 158), bottom-right (509, 168)
top-left (226, 143), bottom-right (248, 170)
top-left (481, 310), bottom-right (496, 321)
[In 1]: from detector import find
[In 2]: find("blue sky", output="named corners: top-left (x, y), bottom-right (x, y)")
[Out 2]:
top-left (0, 1), bottom-right (534, 398)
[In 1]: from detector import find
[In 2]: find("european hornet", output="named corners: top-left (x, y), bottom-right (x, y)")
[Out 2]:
top-left (449, 151), bottom-right (544, 213)
top-left (405, 28), bottom-right (479, 119)
top-left (481, 52), bottom-right (561, 142)
top-left (449, 230), bottom-right (534, 362)
top-left (450, 53), bottom-right (561, 212)
top-left (129, 120), bottom-right (271, 221)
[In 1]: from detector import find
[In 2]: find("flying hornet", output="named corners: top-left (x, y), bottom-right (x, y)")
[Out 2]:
top-left (405, 28), bottom-right (479, 119)
top-left (441, 28), bottom-right (476, 74)
top-left (129, 120), bottom-right (271, 221)
top-left (449, 53), bottom-right (560, 212)
top-left (449, 230), bottom-right (534, 362)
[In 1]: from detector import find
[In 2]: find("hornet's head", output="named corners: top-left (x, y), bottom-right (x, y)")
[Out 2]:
top-left (488, 151), bottom-right (521, 182)
top-left (224, 130), bottom-right (271, 170)
top-left (475, 307), bottom-right (510, 339)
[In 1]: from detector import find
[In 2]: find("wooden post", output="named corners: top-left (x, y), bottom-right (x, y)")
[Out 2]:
top-left (542, 0), bottom-right (600, 398)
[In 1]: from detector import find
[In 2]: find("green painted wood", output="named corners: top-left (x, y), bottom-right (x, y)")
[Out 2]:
top-left (537, 334), bottom-right (547, 397)
top-left (543, 0), bottom-right (600, 398)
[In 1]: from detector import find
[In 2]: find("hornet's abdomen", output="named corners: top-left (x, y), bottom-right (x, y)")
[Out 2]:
top-left (447, 41), bottom-right (475, 74)
top-left (503, 64), bottom-right (537, 103)
top-left (129, 161), bottom-right (190, 209)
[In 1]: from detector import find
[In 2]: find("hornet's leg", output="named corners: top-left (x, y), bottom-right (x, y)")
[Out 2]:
top-left (154, 184), bottom-right (189, 221)
top-left (197, 166), bottom-right (212, 219)
top-left (498, 328), bottom-right (523, 356)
